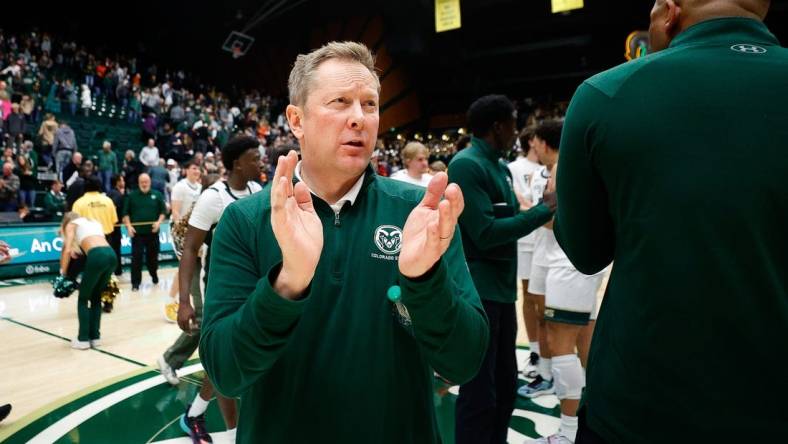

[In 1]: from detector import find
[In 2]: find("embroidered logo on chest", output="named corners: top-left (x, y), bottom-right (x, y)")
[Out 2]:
top-left (372, 225), bottom-right (403, 259)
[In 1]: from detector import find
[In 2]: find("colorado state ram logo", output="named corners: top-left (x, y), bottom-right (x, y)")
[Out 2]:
top-left (374, 225), bottom-right (403, 255)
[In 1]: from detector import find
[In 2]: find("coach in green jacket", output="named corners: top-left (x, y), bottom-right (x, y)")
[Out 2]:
top-left (555, 1), bottom-right (786, 442)
top-left (449, 95), bottom-right (555, 443)
top-left (200, 41), bottom-right (488, 443)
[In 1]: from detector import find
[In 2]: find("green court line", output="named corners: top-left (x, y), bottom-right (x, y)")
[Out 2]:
top-left (1, 358), bottom-right (207, 443)
top-left (0, 367), bottom-right (154, 442)
top-left (1, 316), bottom-right (148, 367)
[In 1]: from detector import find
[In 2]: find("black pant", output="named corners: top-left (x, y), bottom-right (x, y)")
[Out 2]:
top-left (107, 228), bottom-right (122, 275)
top-left (455, 300), bottom-right (517, 444)
top-left (576, 408), bottom-right (608, 444)
top-left (131, 232), bottom-right (159, 287)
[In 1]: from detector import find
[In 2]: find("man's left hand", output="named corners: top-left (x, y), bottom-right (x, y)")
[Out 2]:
top-left (152, 222), bottom-right (160, 233)
top-left (398, 172), bottom-right (464, 278)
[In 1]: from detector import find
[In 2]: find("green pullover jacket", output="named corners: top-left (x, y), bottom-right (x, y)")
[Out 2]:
top-left (449, 137), bottom-right (554, 303)
top-left (200, 167), bottom-right (489, 443)
top-left (555, 18), bottom-right (788, 443)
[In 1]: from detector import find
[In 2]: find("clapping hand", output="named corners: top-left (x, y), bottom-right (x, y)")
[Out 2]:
top-left (270, 151), bottom-right (323, 299)
top-left (398, 173), bottom-right (465, 278)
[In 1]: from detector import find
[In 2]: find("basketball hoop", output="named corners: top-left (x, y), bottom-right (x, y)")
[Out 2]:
top-left (222, 31), bottom-right (255, 59)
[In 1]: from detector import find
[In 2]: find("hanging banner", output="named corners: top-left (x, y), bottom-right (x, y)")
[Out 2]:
top-left (436, 0), bottom-right (462, 33)
top-left (551, 0), bottom-right (584, 13)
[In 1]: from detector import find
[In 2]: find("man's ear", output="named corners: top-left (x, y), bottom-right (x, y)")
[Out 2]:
top-left (286, 104), bottom-right (304, 140)
top-left (665, 0), bottom-right (682, 36)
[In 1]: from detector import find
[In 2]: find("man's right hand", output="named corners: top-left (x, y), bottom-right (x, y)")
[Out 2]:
top-left (541, 190), bottom-right (557, 212)
top-left (177, 302), bottom-right (197, 334)
top-left (270, 150), bottom-right (323, 300)
top-left (126, 225), bottom-right (136, 237)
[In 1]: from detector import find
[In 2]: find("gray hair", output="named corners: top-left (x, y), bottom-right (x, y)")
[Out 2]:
top-left (288, 41), bottom-right (379, 106)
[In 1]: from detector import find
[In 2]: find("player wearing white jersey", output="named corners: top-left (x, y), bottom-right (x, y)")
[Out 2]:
top-left (159, 136), bottom-right (263, 443)
top-left (521, 121), bottom-right (603, 444)
top-left (164, 161), bottom-right (203, 322)
top-left (507, 128), bottom-right (543, 377)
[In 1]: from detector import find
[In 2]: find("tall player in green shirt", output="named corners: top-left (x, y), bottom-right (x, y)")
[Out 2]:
top-left (555, 1), bottom-right (787, 442)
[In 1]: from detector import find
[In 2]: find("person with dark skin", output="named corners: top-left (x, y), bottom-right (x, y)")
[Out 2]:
top-left (170, 137), bottom-right (263, 443)
top-left (449, 95), bottom-right (556, 444)
top-left (65, 159), bottom-right (95, 211)
top-left (554, 1), bottom-right (785, 443)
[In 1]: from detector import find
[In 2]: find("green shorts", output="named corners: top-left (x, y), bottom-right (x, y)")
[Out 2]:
top-left (544, 307), bottom-right (591, 325)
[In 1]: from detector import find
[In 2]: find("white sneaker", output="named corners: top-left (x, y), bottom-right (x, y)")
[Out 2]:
top-left (71, 339), bottom-right (90, 350)
top-left (157, 355), bottom-right (179, 385)
top-left (90, 339), bottom-right (102, 347)
top-left (526, 433), bottom-right (573, 443)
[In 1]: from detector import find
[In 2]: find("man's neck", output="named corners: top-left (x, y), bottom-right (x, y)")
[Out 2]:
top-left (227, 173), bottom-right (247, 190)
top-left (300, 161), bottom-right (362, 205)
top-left (481, 136), bottom-right (500, 151)
top-left (526, 150), bottom-right (539, 163)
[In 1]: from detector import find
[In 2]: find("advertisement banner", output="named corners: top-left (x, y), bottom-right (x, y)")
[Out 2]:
top-left (0, 223), bottom-right (174, 279)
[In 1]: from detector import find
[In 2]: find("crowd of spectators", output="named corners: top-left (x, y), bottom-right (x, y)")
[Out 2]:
top-left (0, 28), bottom-right (567, 222)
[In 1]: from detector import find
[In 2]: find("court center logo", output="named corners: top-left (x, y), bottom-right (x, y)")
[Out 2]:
top-left (730, 44), bottom-right (767, 54)
top-left (373, 225), bottom-right (403, 257)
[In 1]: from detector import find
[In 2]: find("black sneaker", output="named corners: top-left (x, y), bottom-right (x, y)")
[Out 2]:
top-left (179, 404), bottom-right (212, 443)
top-left (0, 404), bottom-right (11, 423)
top-left (152, 275), bottom-right (159, 285)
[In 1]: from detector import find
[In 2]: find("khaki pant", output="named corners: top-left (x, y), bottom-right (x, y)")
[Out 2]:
top-left (162, 256), bottom-right (203, 370)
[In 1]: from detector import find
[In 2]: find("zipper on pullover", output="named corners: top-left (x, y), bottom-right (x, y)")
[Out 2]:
top-left (331, 208), bottom-right (343, 279)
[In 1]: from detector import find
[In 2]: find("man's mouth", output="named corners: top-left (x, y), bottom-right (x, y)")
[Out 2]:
top-left (342, 140), bottom-right (365, 148)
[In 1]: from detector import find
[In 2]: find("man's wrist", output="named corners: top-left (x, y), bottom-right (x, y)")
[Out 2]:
top-left (272, 265), bottom-right (311, 300)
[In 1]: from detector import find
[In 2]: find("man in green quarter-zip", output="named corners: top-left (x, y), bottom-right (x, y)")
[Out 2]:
top-left (555, 1), bottom-right (787, 443)
top-left (448, 95), bottom-right (557, 444)
top-left (200, 41), bottom-right (489, 444)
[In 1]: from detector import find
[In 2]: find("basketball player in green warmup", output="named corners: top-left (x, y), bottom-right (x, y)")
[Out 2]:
top-left (554, 1), bottom-right (787, 442)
